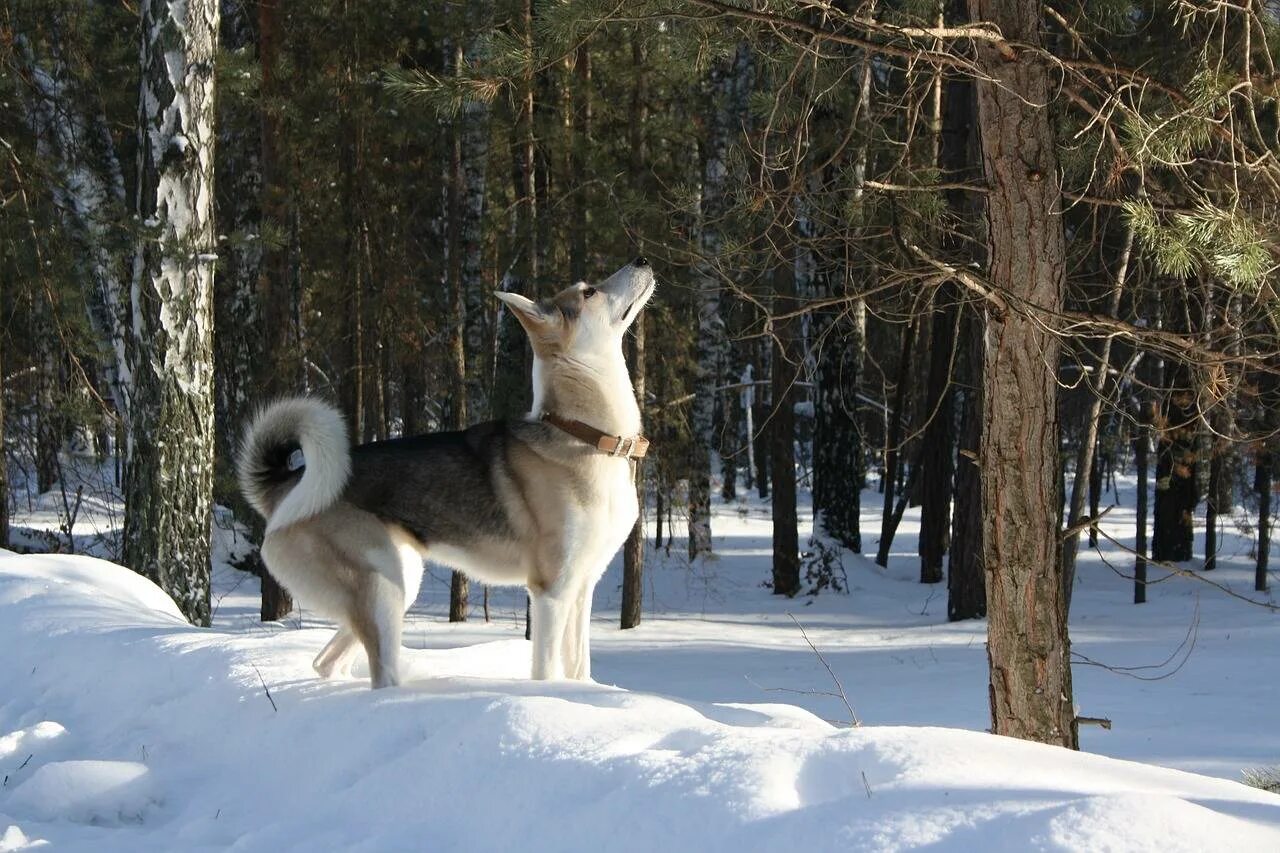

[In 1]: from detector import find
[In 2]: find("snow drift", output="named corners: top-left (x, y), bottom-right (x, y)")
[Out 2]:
top-left (1, 550), bottom-right (1278, 851)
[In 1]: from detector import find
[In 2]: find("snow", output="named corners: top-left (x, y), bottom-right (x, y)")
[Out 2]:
top-left (2, 475), bottom-right (1280, 850)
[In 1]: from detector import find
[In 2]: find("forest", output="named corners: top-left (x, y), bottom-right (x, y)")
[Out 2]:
top-left (3, 0), bottom-right (1280, 806)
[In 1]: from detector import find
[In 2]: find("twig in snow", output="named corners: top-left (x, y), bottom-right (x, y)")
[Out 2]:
top-left (251, 664), bottom-right (278, 712)
top-left (788, 613), bottom-right (861, 727)
top-left (914, 586), bottom-right (938, 616)
top-left (3, 754), bottom-right (34, 788)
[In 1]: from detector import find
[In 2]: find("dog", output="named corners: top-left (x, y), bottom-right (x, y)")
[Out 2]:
top-left (236, 258), bottom-right (655, 688)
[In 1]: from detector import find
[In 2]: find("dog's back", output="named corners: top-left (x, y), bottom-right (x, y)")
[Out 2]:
top-left (344, 423), bottom-right (517, 551)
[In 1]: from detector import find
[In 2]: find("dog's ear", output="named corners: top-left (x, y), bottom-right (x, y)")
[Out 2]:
top-left (495, 291), bottom-right (557, 335)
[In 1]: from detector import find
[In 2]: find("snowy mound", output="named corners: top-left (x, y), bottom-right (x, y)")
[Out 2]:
top-left (1, 551), bottom-right (1278, 852)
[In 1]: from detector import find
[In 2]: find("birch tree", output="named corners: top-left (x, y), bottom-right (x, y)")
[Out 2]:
top-left (121, 0), bottom-right (220, 627)
top-left (690, 40), bottom-right (752, 559)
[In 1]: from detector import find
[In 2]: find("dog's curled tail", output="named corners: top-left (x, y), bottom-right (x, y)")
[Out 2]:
top-left (237, 397), bottom-right (351, 531)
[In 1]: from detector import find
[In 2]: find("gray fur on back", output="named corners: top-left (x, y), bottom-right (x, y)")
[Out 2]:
top-left (343, 421), bottom-right (518, 549)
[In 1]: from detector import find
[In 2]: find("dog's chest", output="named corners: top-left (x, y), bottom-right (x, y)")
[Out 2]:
top-left (576, 459), bottom-right (640, 563)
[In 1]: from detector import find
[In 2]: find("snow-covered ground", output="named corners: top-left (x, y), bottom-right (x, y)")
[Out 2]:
top-left (2, 471), bottom-right (1279, 850)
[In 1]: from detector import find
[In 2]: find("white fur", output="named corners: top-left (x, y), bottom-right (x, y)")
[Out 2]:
top-left (239, 398), bottom-right (351, 532)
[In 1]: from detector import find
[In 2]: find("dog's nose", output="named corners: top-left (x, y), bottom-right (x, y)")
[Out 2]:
top-left (633, 256), bottom-right (649, 268)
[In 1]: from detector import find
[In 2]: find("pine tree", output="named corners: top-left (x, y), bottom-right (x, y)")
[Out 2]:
top-left (971, 0), bottom-right (1077, 749)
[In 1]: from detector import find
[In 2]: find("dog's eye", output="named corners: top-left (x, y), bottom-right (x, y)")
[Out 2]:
top-left (583, 287), bottom-right (597, 299)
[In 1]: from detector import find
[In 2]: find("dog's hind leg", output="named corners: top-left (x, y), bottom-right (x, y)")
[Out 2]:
top-left (312, 627), bottom-right (358, 679)
top-left (351, 572), bottom-right (406, 689)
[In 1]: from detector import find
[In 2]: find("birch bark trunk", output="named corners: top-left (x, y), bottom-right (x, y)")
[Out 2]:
top-left (122, 0), bottom-right (220, 627)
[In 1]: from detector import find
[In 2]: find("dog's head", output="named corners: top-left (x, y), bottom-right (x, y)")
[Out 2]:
top-left (494, 258), bottom-right (655, 361)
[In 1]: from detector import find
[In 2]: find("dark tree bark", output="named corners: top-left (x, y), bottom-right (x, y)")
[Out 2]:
top-left (948, 303), bottom-right (985, 620)
top-left (254, 0), bottom-right (294, 621)
top-left (122, 0), bottom-right (220, 627)
top-left (936, 21), bottom-right (983, 619)
top-left (771, 272), bottom-right (800, 597)
top-left (622, 35), bottom-right (649, 630)
top-left (720, 341), bottom-right (742, 502)
top-left (1134, 409), bottom-right (1150, 604)
top-left (1257, 449), bottom-right (1272, 593)
top-left (971, 0), bottom-right (1078, 749)
top-left (753, 342), bottom-right (771, 500)
top-left (0, 323), bottom-right (7, 548)
top-left (446, 41), bottom-right (471, 624)
top-left (918, 287), bottom-right (956, 584)
top-left (215, 0), bottom-right (291, 622)
top-left (1087, 447), bottom-right (1103, 549)
top-left (812, 294), bottom-right (865, 551)
top-left (875, 320), bottom-right (916, 567)
top-left (1152, 380), bottom-right (1198, 563)
top-left (622, 316), bottom-right (646, 629)
top-left (1204, 441), bottom-right (1223, 571)
top-left (654, 479), bottom-right (665, 549)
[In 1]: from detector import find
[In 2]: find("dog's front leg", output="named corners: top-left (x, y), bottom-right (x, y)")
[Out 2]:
top-left (565, 586), bottom-right (594, 680)
top-left (529, 581), bottom-right (577, 680)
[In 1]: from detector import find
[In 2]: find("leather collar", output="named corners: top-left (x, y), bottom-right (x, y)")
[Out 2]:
top-left (540, 412), bottom-right (650, 459)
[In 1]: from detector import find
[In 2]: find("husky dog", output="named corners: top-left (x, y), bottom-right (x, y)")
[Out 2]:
top-left (237, 259), bottom-right (655, 688)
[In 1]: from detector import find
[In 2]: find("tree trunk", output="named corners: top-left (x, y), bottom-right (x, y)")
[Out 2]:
top-left (254, 0), bottom-right (294, 620)
top-left (691, 41), bottom-right (753, 559)
top-left (719, 342), bottom-right (741, 501)
top-left (1152, 377), bottom-right (1197, 562)
top-left (875, 320), bottom-right (916, 567)
top-left (622, 315), bottom-right (646, 629)
top-left (1257, 448), bottom-right (1272, 593)
top-left (770, 289), bottom-right (800, 597)
top-left (948, 302), bottom-right (985, 620)
top-left (0, 324), bottom-right (7, 548)
top-left (1204, 440), bottom-right (1223, 572)
top-left (918, 287), bottom-right (956, 583)
top-left (215, 0), bottom-right (291, 622)
top-left (445, 42), bottom-right (472, 623)
top-left (122, 0), bottom-right (220, 628)
top-left (811, 294), bottom-right (864, 551)
top-left (971, 0), bottom-right (1077, 749)
top-left (753, 342), bottom-right (771, 500)
top-left (936, 24), bottom-right (983, 619)
top-left (622, 34), bottom-right (649, 630)
top-left (812, 48), bottom-right (871, 553)
top-left (1134, 410), bottom-right (1150, 604)
top-left (1062, 226), bottom-right (1133, 609)
top-left (1087, 447), bottom-right (1103, 548)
